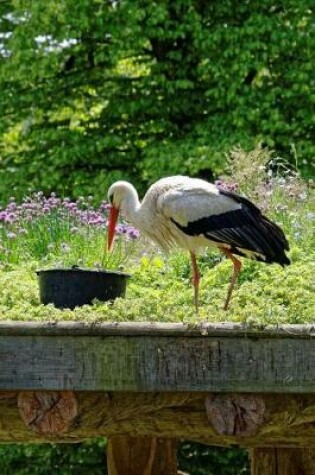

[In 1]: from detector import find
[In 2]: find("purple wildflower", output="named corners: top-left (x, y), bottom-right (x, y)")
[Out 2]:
top-left (215, 180), bottom-right (239, 192)
top-left (7, 202), bottom-right (17, 212)
top-left (89, 216), bottom-right (105, 225)
top-left (0, 212), bottom-right (16, 223)
top-left (64, 202), bottom-right (77, 210)
top-left (99, 201), bottom-right (111, 211)
top-left (117, 224), bottom-right (128, 234)
top-left (128, 228), bottom-right (140, 240)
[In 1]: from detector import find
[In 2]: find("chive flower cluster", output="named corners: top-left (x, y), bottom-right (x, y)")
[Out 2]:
top-left (0, 192), bottom-right (140, 267)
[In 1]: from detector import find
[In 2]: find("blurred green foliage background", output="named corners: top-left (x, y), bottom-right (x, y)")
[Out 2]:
top-left (0, 441), bottom-right (249, 475)
top-left (0, 0), bottom-right (314, 203)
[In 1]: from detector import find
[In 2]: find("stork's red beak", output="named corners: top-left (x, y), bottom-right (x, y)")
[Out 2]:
top-left (107, 206), bottom-right (119, 251)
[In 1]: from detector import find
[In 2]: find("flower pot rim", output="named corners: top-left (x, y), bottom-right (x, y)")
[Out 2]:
top-left (36, 266), bottom-right (132, 278)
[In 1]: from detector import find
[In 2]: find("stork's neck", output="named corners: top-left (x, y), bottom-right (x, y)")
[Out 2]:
top-left (121, 187), bottom-right (141, 225)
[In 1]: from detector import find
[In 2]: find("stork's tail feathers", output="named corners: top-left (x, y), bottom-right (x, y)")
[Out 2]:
top-left (219, 190), bottom-right (290, 267)
top-left (257, 215), bottom-right (290, 267)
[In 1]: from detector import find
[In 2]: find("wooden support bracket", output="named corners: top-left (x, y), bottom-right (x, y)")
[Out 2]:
top-left (0, 391), bottom-right (314, 445)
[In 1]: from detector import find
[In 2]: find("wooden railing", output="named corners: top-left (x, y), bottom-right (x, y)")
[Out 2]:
top-left (1, 322), bottom-right (315, 474)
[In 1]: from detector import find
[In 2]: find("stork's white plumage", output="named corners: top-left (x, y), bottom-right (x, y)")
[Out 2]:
top-left (107, 176), bottom-right (290, 311)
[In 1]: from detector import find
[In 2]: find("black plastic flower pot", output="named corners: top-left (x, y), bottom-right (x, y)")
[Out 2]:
top-left (36, 267), bottom-right (131, 310)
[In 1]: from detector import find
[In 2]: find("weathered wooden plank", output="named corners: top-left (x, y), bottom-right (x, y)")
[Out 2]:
top-left (0, 333), bottom-right (314, 392)
top-left (107, 437), bottom-right (178, 475)
top-left (0, 321), bottom-right (314, 338)
top-left (2, 392), bottom-right (315, 445)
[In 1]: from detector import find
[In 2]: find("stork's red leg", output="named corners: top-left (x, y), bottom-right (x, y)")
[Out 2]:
top-left (220, 248), bottom-right (242, 311)
top-left (190, 251), bottom-right (200, 313)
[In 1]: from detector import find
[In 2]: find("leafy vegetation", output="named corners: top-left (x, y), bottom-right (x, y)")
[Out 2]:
top-left (0, 0), bottom-right (314, 203)
top-left (0, 441), bottom-right (249, 475)
top-left (0, 440), bottom-right (107, 475)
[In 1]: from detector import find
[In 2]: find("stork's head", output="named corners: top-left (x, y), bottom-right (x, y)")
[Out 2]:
top-left (107, 181), bottom-right (137, 251)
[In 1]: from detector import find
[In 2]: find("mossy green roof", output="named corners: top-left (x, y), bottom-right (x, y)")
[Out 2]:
top-left (0, 244), bottom-right (313, 326)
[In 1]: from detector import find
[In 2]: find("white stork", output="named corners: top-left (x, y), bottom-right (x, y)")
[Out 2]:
top-left (107, 176), bottom-right (290, 311)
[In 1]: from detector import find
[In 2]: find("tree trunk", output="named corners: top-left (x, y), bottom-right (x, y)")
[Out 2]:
top-left (251, 448), bottom-right (315, 475)
top-left (107, 437), bottom-right (178, 475)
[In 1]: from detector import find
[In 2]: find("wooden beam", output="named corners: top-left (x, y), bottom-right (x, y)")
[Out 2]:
top-left (0, 323), bottom-right (315, 392)
top-left (1, 392), bottom-right (315, 445)
top-left (107, 437), bottom-right (178, 475)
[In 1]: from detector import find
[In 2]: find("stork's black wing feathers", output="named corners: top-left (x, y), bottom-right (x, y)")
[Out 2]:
top-left (172, 189), bottom-right (290, 266)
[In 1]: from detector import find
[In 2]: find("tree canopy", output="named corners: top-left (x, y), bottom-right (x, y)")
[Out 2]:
top-left (0, 0), bottom-right (314, 202)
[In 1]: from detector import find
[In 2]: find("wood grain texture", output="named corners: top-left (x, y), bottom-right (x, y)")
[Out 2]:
top-left (2, 392), bottom-right (315, 445)
top-left (251, 448), bottom-right (315, 475)
top-left (205, 394), bottom-right (265, 436)
top-left (107, 437), bottom-right (177, 475)
top-left (0, 332), bottom-right (315, 392)
top-left (18, 391), bottom-right (78, 435)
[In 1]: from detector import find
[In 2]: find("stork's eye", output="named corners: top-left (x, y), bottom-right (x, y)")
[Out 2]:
top-left (108, 193), bottom-right (114, 205)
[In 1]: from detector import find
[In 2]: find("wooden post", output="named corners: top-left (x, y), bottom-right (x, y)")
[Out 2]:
top-left (251, 448), bottom-right (315, 475)
top-left (107, 437), bottom-right (178, 475)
